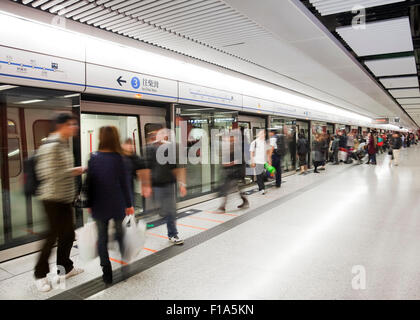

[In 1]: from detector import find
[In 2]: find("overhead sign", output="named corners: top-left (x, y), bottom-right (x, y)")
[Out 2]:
top-left (373, 118), bottom-right (389, 124)
top-left (85, 64), bottom-right (178, 102)
top-left (178, 82), bottom-right (242, 110)
top-left (0, 45), bottom-right (85, 91)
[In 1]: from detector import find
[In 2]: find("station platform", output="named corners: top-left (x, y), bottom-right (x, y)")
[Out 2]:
top-left (1, 146), bottom-right (419, 300)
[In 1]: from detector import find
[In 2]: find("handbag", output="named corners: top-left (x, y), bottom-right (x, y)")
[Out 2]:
top-left (73, 182), bottom-right (89, 209)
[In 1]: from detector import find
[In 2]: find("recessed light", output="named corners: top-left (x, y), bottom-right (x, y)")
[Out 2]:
top-left (0, 85), bottom-right (18, 91)
top-left (18, 99), bottom-right (45, 104)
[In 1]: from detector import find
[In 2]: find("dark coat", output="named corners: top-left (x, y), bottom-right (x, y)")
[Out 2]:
top-left (86, 152), bottom-right (132, 221)
top-left (368, 137), bottom-right (376, 155)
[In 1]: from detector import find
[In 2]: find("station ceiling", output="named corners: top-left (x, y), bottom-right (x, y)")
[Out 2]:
top-left (9, 0), bottom-right (420, 129)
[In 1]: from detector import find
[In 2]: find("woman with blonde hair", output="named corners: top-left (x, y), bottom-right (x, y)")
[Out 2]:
top-left (86, 126), bottom-right (134, 284)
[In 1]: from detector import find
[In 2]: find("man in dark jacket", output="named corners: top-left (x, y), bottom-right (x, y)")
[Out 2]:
top-left (390, 132), bottom-right (402, 166)
top-left (269, 129), bottom-right (286, 188)
top-left (145, 128), bottom-right (187, 245)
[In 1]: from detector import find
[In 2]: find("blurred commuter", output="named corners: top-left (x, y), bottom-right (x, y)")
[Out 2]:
top-left (218, 130), bottom-right (248, 211)
top-left (145, 128), bottom-right (187, 244)
top-left (366, 132), bottom-right (377, 165)
top-left (390, 132), bottom-right (402, 166)
top-left (318, 133), bottom-right (328, 170)
top-left (297, 133), bottom-right (309, 174)
top-left (250, 130), bottom-right (272, 195)
top-left (402, 134), bottom-right (406, 148)
top-left (122, 138), bottom-right (151, 202)
top-left (330, 135), bottom-right (339, 165)
top-left (86, 126), bottom-right (134, 284)
top-left (338, 130), bottom-right (348, 162)
top-left (269, 129), bottom-right (286, 188)
top-left (34, 113), bottom-right (85, 292)
top-left (312, 134), bottom-right (324, 173)
top-left (377, 134), bottom-right (384, 154)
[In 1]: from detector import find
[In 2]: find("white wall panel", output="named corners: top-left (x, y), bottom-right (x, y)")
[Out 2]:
top-left (0, 45), bottom-right (85, 91)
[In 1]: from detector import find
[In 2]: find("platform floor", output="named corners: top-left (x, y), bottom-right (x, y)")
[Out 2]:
top-left (1, 146), bottom-right (419, 300)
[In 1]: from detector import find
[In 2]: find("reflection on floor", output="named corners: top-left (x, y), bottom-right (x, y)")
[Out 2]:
top-left (1, 146), bottom-right (419, 299)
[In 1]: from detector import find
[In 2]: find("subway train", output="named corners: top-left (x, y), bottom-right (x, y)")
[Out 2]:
top-left (0, 10), bottom-right (406, 262)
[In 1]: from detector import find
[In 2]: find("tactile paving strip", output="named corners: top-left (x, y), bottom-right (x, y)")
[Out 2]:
top-left (48, 165), bottom-right (354, 300)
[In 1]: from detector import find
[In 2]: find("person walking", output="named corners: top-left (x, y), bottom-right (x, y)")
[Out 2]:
top-left (250, 130), bottom-right (272, 194)
top-left (390, 132), bottom-right (402, 166)
top-left (34, 113), bottom-right (85, 292)
top-left (145, 128), bottom-right (187, 244)
top-left (366, 132), bottom-right (377, 165)
top-left (269, 129), bottom-right (286, 188)
top-left (86, 126), bottom-right (134, 284)
top-left (312, 134), bottom-right (324, 173)
top-left (331, 135), bottom-right (340, 165)
top-left (297, 133), bottom-right (309, 174)
top-left (218, 130), bottom-right (249, 211)
top-left (121, 138), bottom-right (151, 204)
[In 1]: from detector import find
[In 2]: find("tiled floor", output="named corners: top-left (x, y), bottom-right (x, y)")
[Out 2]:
top-left (1, 146), bottom-right (418, 299)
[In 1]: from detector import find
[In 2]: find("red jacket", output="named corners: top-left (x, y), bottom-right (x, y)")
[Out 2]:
top-left (368, 137), bottom-right (376, 154)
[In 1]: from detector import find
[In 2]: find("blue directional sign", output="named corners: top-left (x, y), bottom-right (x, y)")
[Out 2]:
top-left (131, 76), bottom-right (140, 89)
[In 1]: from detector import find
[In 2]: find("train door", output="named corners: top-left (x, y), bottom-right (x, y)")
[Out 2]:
top-left (0, 85), bottom-right (78, 262)
top-left (80, 100), bottom-right (166, 219)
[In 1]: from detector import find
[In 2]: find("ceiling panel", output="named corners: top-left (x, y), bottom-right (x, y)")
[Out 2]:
top-left (309, 0), bottom-right (405, 16)
top-left (365, 56), bottom-right (417, 77)
top-left (403, 104), bottom-right (420, 109)
top-left (379, 76), bottom-right (419, 89)
top-left (336, 17), bottom-right (413, 56)
top-left (397, 98), bottom-right (420, 105)
top-left (389, 88), bottom-right (420, 98)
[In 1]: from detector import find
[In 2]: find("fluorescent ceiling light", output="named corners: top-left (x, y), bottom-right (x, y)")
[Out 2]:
top-left (379, 76), bottom-right (419, 89)
top-left (336, 17), bottom-right (413, 56)
top-left (389, 88), bottom-right (420, 98)
top-left (0, 85), bottom-right (18, 91)
top-left (18, 99), bottom-right (45, 104)
top-left (365, 57), bottom-right (417, 77)
top-left (63, 93), bottom-right (80, 98)
top-left (309, 0), bottom-right (405, 16)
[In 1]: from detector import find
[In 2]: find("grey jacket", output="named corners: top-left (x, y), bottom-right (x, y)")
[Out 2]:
top-left (35, 133), bottom-right (76, 203)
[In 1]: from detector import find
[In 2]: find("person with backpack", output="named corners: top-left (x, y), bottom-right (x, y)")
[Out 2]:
top-left (269, 129), bottom-right (286, 188)
top-left (33, 113), bottom-right (85, 292)
top-left (297, 133), bottom-right (309, 174)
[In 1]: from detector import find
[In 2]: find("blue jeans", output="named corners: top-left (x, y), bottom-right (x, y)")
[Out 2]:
top-left (368, 153), bottom-right (377, 164)
top-left (96, 218), bottom-right (124, 267)
top-left (154, 183), bottom-right (178, 238)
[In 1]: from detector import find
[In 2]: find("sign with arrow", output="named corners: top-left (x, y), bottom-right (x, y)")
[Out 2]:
top-left (116, 76), bottom-right (126, 86)
top-left (85, 64), bottom-right (177, 102)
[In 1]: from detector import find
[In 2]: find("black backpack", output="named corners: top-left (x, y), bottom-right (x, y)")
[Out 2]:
top-left (275, 134), bottom-right (287, 156)
top-left (23, 140), bottom-right (58, 197)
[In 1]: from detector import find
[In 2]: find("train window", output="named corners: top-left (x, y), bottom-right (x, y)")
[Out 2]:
top-left (8, 120), bottom-right (17, 134)
top-left (145, 123), bottom-right (163, 144)
top-left (8, 138), bottom-right (21, 177)
top-left (33, 120), bottom-right (53, 150)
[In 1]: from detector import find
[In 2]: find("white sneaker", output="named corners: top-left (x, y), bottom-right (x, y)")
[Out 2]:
top-left (65, 267), bottom-right (84, 279)
top-left (260, 189), bottom-right (266, 195)
top-left (35, 277), bottom-right (51, 292)
top-left (169, 236), bottom-right (184, 245)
